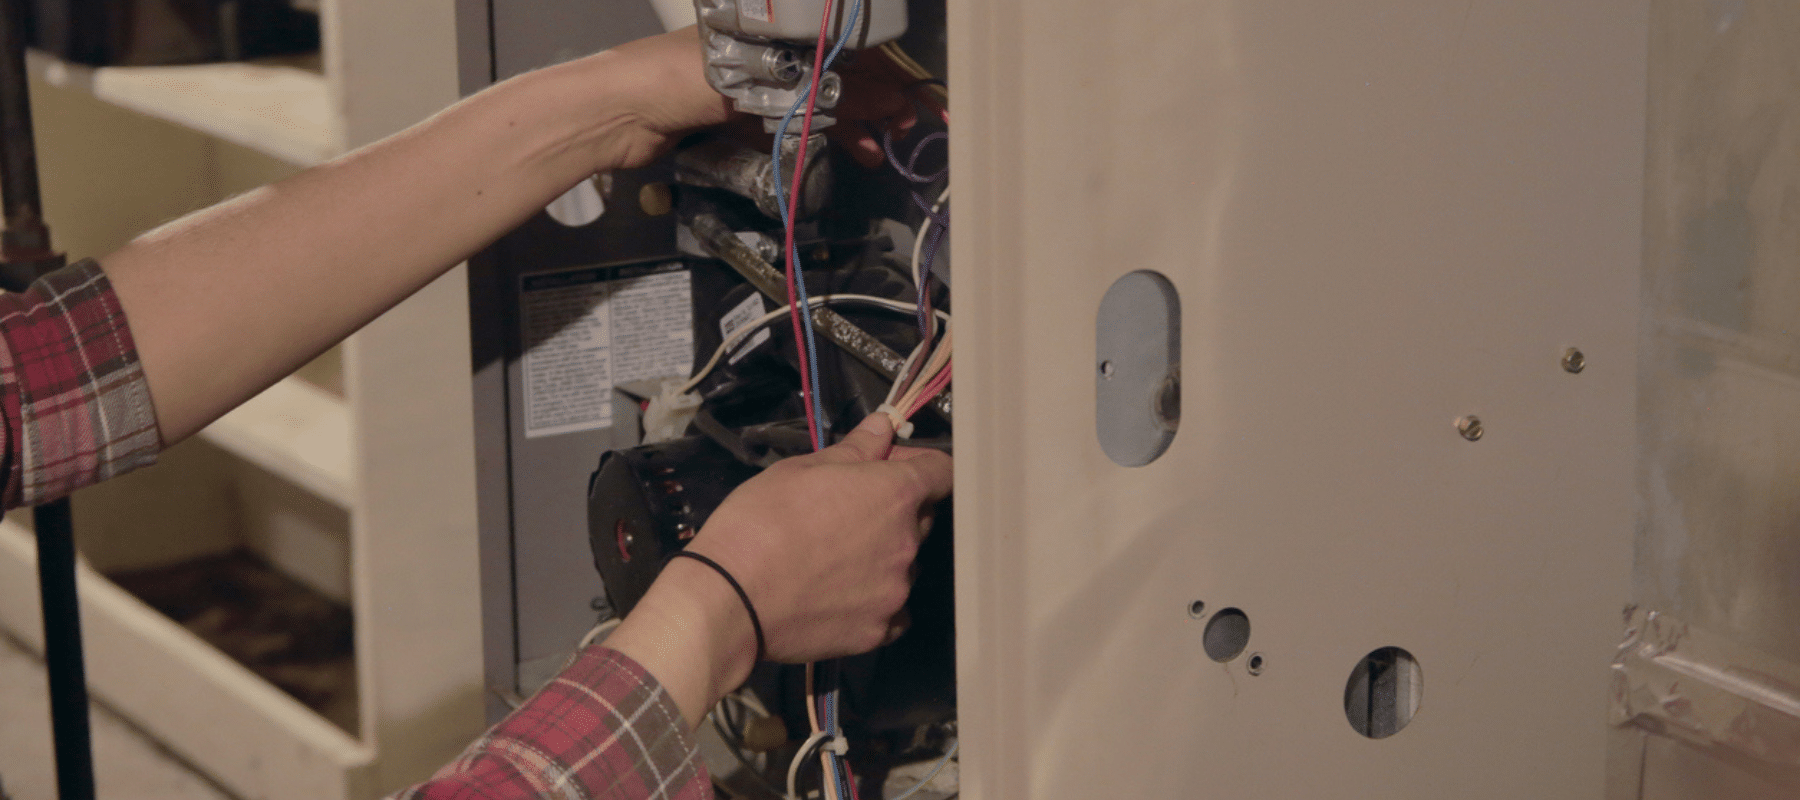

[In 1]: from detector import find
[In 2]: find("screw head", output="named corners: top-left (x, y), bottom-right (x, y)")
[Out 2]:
top-left (817, 72), bottom-right (843, 108)
top-left (1456, 415), bottom-right (1484, 441)
top-left (1187, 600), bottom-right (1207, 619)
top-left (1247, 652), bottom-right (1266, 676)
top-left (1562, 347), bottom-right (1586, 374)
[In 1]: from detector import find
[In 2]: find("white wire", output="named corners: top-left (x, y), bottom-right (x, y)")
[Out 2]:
top-left (890, 740), bottom-right (959, 800)
top-left (678, 294), bottom-right (951, 396)
top-left (910, 185), bottom-right (951, 289)
top-left (788, 731), bottom-right (832, 800)
top-left (709, 693), bottom-right (787, 798)
top-left (883, 338), bottom-right (929, 407)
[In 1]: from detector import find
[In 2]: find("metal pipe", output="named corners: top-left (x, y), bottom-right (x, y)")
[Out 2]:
top-left (687, 211), bottom-right (952, 420)
top-left (0, 2), bottom-right (94, 799)
top-left (30, 500), bottom-right (91, 800)
top-left (0, 0), bottom-right (46, 257)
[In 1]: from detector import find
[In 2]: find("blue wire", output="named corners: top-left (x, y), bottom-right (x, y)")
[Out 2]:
top-left (771, 0), bottom-right (863, 451)
top-left (770, 3), bottom-right (864, 793)
top-left (825, 672), bottom-right (850, 799)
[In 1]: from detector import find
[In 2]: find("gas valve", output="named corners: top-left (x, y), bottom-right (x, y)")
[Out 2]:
top-left (693, 0), bottom-right (907, 131)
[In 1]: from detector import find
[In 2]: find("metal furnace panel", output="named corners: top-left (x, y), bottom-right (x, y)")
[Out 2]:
top-left (950, 1), bottom-right (1643, 797)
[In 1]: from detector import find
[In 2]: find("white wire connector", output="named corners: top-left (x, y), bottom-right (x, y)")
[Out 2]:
top-left (641, 379), bottom-right (704, 444)
top-left (873, 403), bottom-right (915, 440)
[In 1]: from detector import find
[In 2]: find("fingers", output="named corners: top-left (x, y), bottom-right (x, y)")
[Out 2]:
top-left (889, 447), bottom-right (953, 503)
top-left (809, 413), bottom-right (895, 464)
top-left (830, 126), bottom-right (888, 169)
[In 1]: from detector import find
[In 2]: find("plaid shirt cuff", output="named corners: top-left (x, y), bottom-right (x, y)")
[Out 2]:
top-left (393, 647), bottom-right (711, 800)
top-left (0, 259), bottom-right (161, 508)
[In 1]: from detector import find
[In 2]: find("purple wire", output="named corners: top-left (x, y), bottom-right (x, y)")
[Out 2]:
top-left (870, 117), bottom-right (951, 365)
top-left (878, 126), bottom-right (949, 184)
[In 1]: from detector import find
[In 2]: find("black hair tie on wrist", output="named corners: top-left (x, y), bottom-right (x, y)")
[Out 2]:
top-left (667, 550), bottom-right (766, 663)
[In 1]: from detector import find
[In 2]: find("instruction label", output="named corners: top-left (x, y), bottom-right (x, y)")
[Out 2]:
top-left (719, 293), bottom-right (772, 365)
top-left (520, 264), bottom-right (694, 439)
top-left (740, 0), bottom-right (772, 23)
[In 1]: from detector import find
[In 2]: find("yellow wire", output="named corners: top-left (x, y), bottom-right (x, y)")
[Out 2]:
top-left (879, 42), bottom-right (948, 103)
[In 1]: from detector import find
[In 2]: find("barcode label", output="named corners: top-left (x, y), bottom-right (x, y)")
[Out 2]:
top-left (719, 293), bottom-right (772, 365)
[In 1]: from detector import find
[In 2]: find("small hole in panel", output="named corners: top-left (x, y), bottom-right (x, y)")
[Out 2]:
top-left (1344, 647), bottom-right (1423, 739)
top-left (1099, 360), bottom-right (1115, 378)
top-left (1202, 608), bottom-right (1250, 662)
top-left (1187, 600), bottom-right (1206, 618)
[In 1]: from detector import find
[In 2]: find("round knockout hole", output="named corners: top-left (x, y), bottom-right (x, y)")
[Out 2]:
top-left (1202, 608), bottom-right (1250, 663)
top-left (1187, 600), bottom-right (1206, 619)
top-left (1246, 653), bottom-right (1266, 676)
top-left (1344, 647), bottom-right (1423, 739)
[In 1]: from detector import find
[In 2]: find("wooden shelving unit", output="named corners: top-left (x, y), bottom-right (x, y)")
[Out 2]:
top-left (29, 52), bottom-right (336, 167)
top-left (202, 376), bottom-right (354, 508)
top-left (0, 2), bottom-right (484, 798)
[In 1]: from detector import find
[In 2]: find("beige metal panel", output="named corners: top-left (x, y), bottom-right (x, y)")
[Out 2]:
top-left (952, 1), bottom-right (1644, 797)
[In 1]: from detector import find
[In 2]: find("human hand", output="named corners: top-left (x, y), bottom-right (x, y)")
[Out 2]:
top-left (595, 27), bottom-right (931, 171)
top-left (828, 47), bottom-right (940, 168)
top-left (575, 26), bottom-right (736, 172)
top-left (602, 413), bottom-right (951, 728)
top-left (688, 413), bottom-right (952, 662)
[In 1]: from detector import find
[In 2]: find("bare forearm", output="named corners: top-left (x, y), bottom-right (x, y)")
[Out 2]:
top-left (103, 31), bottom-right (725, 442)
top-left (605, 559), bottom-right (758, 730)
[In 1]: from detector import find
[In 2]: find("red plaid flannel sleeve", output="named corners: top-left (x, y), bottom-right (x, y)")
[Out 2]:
top-left (0, 259), bottom-right (161, 508)
top-left (392, 647), bottom-right (711, 800)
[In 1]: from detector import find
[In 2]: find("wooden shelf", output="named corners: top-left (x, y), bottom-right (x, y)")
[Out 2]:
top-left (199, 375), bottom-right (353, 508)
top-left (0, 520), bottom-right (370, 800)
top-left (28, 51), bottom-right (337, 167)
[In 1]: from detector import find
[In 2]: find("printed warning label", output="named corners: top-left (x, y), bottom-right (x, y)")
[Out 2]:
top-left (520, 265), bottom-right (693, 439)
top-left (719, 293), bottom-right (772, 365)
top-left (740, 0), bottom-right (772, 23)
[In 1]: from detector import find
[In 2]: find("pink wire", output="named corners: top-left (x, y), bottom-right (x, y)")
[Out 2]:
top-left (782, 0), bottom-right (840, 452)
top-left (903, 361), bottom-right (953, 420)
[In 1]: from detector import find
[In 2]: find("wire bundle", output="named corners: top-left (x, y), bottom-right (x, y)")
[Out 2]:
top-left (767, 2), bottom-right (866, 797)
top-left (770, 0), bottom-right (864, 453)
top-left (879, 321), bottom-right (951, 435)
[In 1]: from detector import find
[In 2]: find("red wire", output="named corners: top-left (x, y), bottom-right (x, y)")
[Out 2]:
top-left (784, 0), bottom-right (839, 452)
top-left (903, 361), bottom-right (953, 420)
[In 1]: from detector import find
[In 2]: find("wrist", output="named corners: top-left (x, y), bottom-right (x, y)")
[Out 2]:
top-left (604, 555), bottom-right (759, 729)
top-left (534, 27), bottom-right (730, 174)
